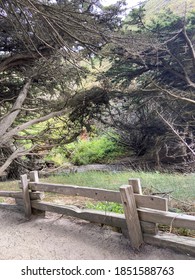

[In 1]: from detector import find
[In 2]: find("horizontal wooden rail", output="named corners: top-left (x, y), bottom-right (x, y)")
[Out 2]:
top-left (29, 182), bottom-right (168, 211)
top-left (31, 201), bottom-right (126, 228)
top-left (29, 182), bottom-right (121, 202)
top-left (138, 208), bottom-right (195, 230)
top-left (31, 201), bottom-right (195, 230)
top-left (144, 233), bottom-right (195, 257)
top-left (0, 191), bottom-right (22, 199)
top-left (0, 190), bottom-right (44, 200)
top-left (136, 194), bottom-right (168, 211)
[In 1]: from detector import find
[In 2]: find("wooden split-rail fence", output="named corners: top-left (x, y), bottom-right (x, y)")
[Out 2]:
top-left (0, 171), bottom-right (195, 256)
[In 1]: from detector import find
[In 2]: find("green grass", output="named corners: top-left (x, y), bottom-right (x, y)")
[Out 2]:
top-left (86, 201), bottom-right (124, 214)
top-left (42, 171), bottom-right (195, 216)
top-left (0, 180), bottom-right (19, 191)
top-left (42, 171), bottom-right (195, 202)
top-left (0, 171), bottom-right (194, 208)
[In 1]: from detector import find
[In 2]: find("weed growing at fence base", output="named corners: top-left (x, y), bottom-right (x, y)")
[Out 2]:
top-left (86, 201), bottom-right (124, 214)
top-left (158, 224), bottom-right (195, 238)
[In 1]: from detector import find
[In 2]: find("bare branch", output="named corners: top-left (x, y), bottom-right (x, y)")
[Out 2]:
top-left (0, 79), bottom-right (32, 136)
top-left (153, 83), bottom-right (195, 104)
top-left (0, 107), bottom-right (69, 146)
top-left (156, 111), bottom-right (195, 156)
top-left (182, 26), bottom-right (195, 68)
top-left (0, 144), bottom-right (36, 177)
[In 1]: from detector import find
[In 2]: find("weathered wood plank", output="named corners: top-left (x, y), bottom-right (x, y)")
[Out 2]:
top-left (29, 182), bottom-right (122, 202)
top-left (138, 208), bottom-right (195, 230)
top-left (128, 178), bottom-right (142, 194)
top-left (0, 190), bottom-right (44, 200)
top-left (144, 232), bottom-right (195, 257)
top-left (31, 201), bottom-right (127, 228)
top-left (135, 194), bottom-right (168, 211)
top-left (29, 170), bottom-right (39, 183)
top-left (18, 180), bottom-right (29, 189)
top-left (30, 191), bottom-right (45, 200)
top-left (140, 221), bottom-right (158, 235)
top-left (21, 174), bottom-right (32, 219)
top-left (0, 191), bottom-right (22, 199)
top-left (120, 185), bottom-right (143, 249)
top-left (29, 182), bottom-right (167, 210)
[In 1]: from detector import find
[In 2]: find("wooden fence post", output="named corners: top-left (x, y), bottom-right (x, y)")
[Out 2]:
top-left (128, 178), bottom-right (159, 236)
top-left (29, 170), bottom-right (39, 183)
top-left (128, 178), bottom-right (142, 194)
top-left (21, 174), bottom-right (31, 219)
top-left (29, 170), bottom-right (45, 216)
top-left (120, 185), bottom-right (143, 250)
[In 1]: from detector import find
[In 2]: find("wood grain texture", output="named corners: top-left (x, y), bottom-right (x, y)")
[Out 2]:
top-left (31, 200), bottom-right (127, 228)
top-left (135, 194), bottom-right (168, 211)
top-left (0, 191), bottom-right (44, 200)
top-left (140, 221), bottom-right (158, 235)
top-left (29, 182), bottom-right (167, 210)
top-left (21, 174), bottom-right (32, 219)
top-left (0, 191), bottom-right (22, 199)
top-left (29, 170), bottom-right (39, 183)
top-left (138, 208), bottom-right (195, 230)
top-left (29, 182), bottom-right (122, 202)
top-left (120, 185), bottom-right (143, 249)
top-left (128, 178), bottom-right (142, 194)
top-left (144, 232), bottom-right (195, 257)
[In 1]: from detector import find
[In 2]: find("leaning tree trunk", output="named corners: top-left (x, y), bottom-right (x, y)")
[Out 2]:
top-left (0, 146), bottom-right (26, 179)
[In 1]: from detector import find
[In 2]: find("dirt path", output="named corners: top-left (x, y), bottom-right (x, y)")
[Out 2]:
top-left (0, 206), bottom-right (194, 260)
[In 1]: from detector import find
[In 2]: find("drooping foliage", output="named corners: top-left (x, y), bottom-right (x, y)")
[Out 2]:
top-left (1, 0), bottom-right (194, 176)
top-left (0, 0), bottom-right (123, 178)
top-left (98, 7), bottom-right (195, 170)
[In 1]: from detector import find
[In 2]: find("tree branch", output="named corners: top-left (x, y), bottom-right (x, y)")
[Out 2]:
top-left (156, 111), bottom-right (195, 156)
top-left (0, 145), bottom-right (36, 177)
top-left (0, 79), bottom-right (32, 136)
top-left (153, 83), bottom-right (195, 104)
top-left (182, 26), bottom-right (195, 68)
top-left (0, 108), bottom-right (69, 146)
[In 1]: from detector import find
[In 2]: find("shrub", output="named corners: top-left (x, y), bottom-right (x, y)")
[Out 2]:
top-left (65, 135), bottom-right (125, 165)
top-left (44, 146), bottom-right (68, 166)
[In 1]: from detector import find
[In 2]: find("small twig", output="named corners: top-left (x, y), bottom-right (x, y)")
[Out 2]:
top-left (169, 214), bottom-right (182, 233)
